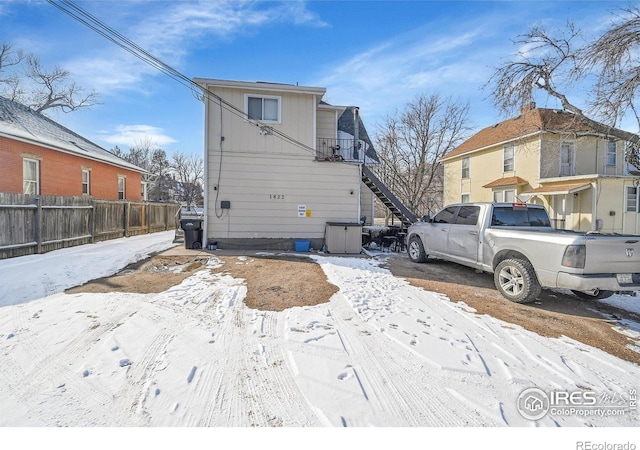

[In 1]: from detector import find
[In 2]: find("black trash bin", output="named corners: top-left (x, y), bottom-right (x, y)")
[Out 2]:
top-left (180, 218), bottom-right (203, 249)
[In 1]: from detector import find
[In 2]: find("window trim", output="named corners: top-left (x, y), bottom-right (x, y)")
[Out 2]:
top-left (606, 140), bottom-right (617, 167)
top-left (82, 168), bottom-right (91, 195)
top-left (118, 175), bottom-right (126, 200)
top-left (625, 185), bottom-right (639, 213)
top-left (244, 94), bottom-right (282, 123)
top-left (23, 157), bottom-right (40, 195)
top-left (503, 144), bottom-right (515, 172)
top-left (493, 189), bottom-right (516, 203)
top-left (461, 156), bottom-right (470, 179)
top-left (560, 141), bottom-right (576, 176)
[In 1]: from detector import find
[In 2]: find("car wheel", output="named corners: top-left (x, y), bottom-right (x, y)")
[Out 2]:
top-left (571, 290), bottom-right (614, 300)
top-left (494, 258), bottom-right (541, 303)
top-left (408, 236), bottom-right (428, 263)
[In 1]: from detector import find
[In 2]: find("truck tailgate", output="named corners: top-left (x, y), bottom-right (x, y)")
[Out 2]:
top-left (584, 236), bottom-right (640, 274)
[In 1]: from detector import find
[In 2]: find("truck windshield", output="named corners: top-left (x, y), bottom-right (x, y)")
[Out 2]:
top-left (491, 207), bottom-right (551, 227)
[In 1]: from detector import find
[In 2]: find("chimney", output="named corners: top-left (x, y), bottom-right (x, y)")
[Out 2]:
top-left (521, 102), bottom-right (536, 114)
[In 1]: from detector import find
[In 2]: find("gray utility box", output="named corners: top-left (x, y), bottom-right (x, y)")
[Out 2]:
top-left (325, 222), bottom-right (362, 254)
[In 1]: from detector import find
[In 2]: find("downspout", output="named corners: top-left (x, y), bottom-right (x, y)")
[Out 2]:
top-left (202, 89), bottom-right (210, 245)
top-left (354, 107), bottom-right (361, 223)
top-left (591, 180), bottom-right (598, 231)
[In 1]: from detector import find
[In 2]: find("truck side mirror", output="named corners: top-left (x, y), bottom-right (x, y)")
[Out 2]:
top-left (422, 215), bottom-right (431, 222)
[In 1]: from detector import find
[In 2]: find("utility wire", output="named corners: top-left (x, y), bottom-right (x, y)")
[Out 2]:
top-left (45, 0), bottom-right (318, 155)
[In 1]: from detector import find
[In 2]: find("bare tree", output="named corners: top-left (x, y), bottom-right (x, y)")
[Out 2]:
top-left (374, 94), bottom-right (471, 219)
top-left (0, 42), bottom-right (98, 114)
top-left (110, 139), bottom-right (174, 201)
top-left (170, 151), bottom-right (204, 207)
top-left (485, 14), bottom-right (640, 152)
top-left (582, 7), bottom-right (640, 129)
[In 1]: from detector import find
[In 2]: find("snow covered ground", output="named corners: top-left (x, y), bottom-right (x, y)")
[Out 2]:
top-left (1, 231), bottom-right (638, 447)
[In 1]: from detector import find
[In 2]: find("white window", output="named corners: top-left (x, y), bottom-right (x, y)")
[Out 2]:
top-left (626, 186), bottom-right (639, 212)
top-left (246, 95), bottom-right (280, 122)
top-left (461, 193), bottom-right (470, 203)
top-left (503, 144), bottom-right (514, 172)
top-left (493, 189), bottom-right (515, 203)
top-left (118, 176), bottom-right (126, 200)
top-left (560, 141), bottom-right (576, 176)
top-left (23, 158), bottom-right (40, 195)
top-left (504, 189), bottom-right (516, 203)
top-left (606, 140), bottom-right (617, 166)
top-left (82, 169), bottom-right (90, 195)
top-left (461, 157), bottom-right (470, 179)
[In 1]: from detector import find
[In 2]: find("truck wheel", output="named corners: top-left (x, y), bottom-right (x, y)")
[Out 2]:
top-left (571, 290), bottom-right (614, 300)
top-left (494, 259), bottom-right (541, 303)
top-left (408, 236), bottom-right (428, 263)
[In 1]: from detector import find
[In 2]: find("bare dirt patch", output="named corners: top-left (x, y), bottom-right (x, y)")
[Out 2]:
top-left (67, 253), bottom-right (338, 312)
top-left (385, 253), bottom-right (640, 366)
top-left (211, 255), bottom-right (339, 311)
top-left (66, 256), bottom-right (209, 294)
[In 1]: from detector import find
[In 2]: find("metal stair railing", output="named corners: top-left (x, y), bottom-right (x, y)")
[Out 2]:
top-left (361, 165), bottom-right (418, 227)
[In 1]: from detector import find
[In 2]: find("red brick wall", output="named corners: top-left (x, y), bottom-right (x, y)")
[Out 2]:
top-left (0, 136), bottom-right (142, 201)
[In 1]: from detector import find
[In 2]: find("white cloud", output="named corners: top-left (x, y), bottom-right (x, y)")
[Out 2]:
top-left (56, 1), bottom-right (326, 95)
top-left (99, 124), bottom-right (176, 148)
top-left (312, 22), bottom-right (498, 127)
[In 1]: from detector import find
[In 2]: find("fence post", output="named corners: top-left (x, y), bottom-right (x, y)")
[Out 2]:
top-left (34, 196), bottom-right (42, 254)
top-left (146, 202), bottom-right (151, 234)
top-left (89, 199), bottom-right (96, 243)
top-left (123, 202), bottom-right (130, 237)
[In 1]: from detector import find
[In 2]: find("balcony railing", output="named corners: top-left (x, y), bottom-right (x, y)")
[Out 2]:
top-left (316, 138), bottom-right (366, 163)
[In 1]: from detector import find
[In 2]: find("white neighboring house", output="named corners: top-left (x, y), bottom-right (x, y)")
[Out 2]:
top-left (193, 78), bottom-right (380, 251)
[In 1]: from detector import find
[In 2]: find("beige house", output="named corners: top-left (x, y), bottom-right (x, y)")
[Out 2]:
top-left (193, 78), bottom-right (383, 251)
top-left (442, 104), bottom-right (640, 234)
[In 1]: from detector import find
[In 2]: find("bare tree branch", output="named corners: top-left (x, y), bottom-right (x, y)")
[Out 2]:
top-left (486, 23), bottom-right (584, 117)
top-left (374, 94), bottom-right (470, 218)
top-left (0, 41), bottom-right (99, 114)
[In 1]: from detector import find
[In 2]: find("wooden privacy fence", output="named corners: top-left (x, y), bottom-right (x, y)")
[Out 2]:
top-left (0, 193), bottom-right (181, 259)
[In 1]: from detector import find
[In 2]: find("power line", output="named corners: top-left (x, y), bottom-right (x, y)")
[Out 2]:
top-left (45, 0), bottom-right (318, 155)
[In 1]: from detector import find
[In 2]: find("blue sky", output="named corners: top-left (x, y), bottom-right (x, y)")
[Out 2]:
top-left (0, 1), bottom-right (634, 157)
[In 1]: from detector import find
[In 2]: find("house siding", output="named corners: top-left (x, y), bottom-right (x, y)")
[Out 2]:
top-left (443, 136), bottom-right (539, 205)
top-left (208, 87), bottom-right (317, 157)
top-left (206, 151), bottom-right (360, 239)
top-left (0, 136), bottom-right (142, 200)
top-left (317, 109), bottom-right (338, 140)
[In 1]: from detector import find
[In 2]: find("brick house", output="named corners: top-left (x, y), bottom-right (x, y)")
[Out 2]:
top-left (0, 96), bottom-right (144, 200)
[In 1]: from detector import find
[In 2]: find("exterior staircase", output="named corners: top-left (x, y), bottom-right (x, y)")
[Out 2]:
top-left (362, 165), bottom-right (418, 228)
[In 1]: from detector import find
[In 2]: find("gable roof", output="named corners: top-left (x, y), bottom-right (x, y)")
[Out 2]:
top-left (338, 106), bottom-right (380, 163)
top-left (443, 107), bottom-right (597, 161)
top-left (0, 96), bottom-right (144, 173)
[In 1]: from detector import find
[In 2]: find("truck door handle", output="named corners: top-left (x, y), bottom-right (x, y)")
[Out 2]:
top-left (468, 231), bottom-right (478, 235)
top-left (441, 229), bottom-right (448, 232)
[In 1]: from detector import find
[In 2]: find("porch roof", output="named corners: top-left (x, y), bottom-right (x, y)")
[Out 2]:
top-left (483, 176), bottom-right (528, 188)
top-left (521, 182), bottom-right (592, 196)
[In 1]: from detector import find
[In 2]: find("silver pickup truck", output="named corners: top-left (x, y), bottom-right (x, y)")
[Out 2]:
top-left (406, 202), bottom-right (640, 303)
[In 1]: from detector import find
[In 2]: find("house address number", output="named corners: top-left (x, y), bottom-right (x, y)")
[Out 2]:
top-left (269, 194), bottom-right (285, 200)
